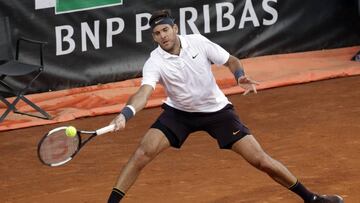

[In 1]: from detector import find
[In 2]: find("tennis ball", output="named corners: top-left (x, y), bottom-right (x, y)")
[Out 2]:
top-left (65, 126), bottom-right (77, 137)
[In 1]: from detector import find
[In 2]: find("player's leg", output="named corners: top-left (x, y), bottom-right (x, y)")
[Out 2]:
top-left (231, 135), bottom-right (343, 203)
top-left (203, 105), bottom-right (342, 202)
top-left (231, 134), bottom-right (297, 187)
top-left (116, 128), bottom-right (170, 191)
top-left (204, 106), bottom-right (300, 194)
top-left (108, 128), bottom-right (170, 203)
top-left (108, 104), bottom-right (193, 203)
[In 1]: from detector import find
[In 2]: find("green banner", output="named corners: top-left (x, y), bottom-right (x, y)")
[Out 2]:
top-left (56, 0), bottom-right (122, 13)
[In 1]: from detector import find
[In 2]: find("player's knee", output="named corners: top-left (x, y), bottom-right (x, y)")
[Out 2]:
top-left (132, 147), bottom-right (156, 169)
top-left (252, 153), bottom-right (272, 172)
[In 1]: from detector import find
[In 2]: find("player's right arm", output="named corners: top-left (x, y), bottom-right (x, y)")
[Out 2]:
top-left (110, 84), bottom-right (154, 131)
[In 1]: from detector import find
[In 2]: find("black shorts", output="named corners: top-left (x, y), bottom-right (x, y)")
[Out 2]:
top-left (151, 103), bottom-right (251, 149)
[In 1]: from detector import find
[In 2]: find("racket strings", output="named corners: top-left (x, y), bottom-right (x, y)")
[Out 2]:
top-left (39, 130), bottom-right (80, 165)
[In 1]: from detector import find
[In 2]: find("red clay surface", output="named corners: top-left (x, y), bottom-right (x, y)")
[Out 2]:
top-left (0, 76), bottom-right (359, 203)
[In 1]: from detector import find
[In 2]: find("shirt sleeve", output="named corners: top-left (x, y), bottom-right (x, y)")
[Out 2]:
top-left (198, 34), bottom-right (230, 65)
top-left (141, 58), bottom-right (160, 89)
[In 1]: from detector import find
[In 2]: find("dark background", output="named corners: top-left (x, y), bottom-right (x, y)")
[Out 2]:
top-left (0, 0), bottom-right (359, 93)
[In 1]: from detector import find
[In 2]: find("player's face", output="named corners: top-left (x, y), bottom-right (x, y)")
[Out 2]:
top-left (152, 24), bottom-right (179, 54)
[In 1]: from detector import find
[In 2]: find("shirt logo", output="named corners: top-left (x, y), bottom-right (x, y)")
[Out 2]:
top-left (192, 53), bottom-right (199, 59)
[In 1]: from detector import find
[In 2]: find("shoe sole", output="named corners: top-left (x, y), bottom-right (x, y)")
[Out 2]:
top-left (332, 195), bottom-right (344, 203)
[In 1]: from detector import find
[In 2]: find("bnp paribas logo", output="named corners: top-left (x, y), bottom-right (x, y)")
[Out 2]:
top-left (35, 0), bottom-right (123, 14)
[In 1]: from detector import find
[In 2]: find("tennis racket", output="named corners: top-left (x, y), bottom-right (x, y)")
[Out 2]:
top-left (37, 124), bottom-right (115, 167)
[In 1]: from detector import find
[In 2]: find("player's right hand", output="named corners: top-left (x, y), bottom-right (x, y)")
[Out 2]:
top-left (110, 113), bottom-right (126, 131)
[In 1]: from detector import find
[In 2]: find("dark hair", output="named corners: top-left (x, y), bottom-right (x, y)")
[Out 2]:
top-left (149, 9), bottom-right (174, 27)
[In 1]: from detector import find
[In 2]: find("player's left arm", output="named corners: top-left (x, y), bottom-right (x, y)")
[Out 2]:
top-left (225, 55), bottom-right (259, 95)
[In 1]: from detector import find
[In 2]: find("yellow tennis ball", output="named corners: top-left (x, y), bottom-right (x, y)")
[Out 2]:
top-left (65, 126), bottom-right (77, 137)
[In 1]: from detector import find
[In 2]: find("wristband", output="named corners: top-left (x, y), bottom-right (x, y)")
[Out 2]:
top-left (234, 69), bottom-right (245, 82)
top-left (120, 105), bottom-right (136, 121)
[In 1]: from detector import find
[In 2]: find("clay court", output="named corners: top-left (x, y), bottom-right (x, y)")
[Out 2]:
top-left (1, 76), bottom-right (359, 203)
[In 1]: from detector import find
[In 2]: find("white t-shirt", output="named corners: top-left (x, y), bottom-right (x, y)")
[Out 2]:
top-left (141, 34), bottom-right (231, 112)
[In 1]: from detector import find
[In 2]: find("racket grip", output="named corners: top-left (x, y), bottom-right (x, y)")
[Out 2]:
top-left (96, 124), bottom-right (115, 135)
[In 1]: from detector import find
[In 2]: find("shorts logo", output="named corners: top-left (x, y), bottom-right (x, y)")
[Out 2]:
top-left (232, 130), bottom-right (240, 135)
top-left (35, 0), bottom-right (123, 14)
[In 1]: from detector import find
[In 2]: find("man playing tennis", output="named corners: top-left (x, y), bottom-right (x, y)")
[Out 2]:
top-left (107, 10), bottom-right (343, 203)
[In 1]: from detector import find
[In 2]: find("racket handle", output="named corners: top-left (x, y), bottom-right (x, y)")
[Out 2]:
top-left (96, 124), bottom-right (115, 135)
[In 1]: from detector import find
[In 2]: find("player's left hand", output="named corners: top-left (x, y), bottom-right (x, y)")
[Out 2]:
top-left (238, 76), bottom-right (259, 95)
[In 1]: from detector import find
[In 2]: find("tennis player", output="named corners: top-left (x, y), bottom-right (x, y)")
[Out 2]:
top-left (107, 10), bottom-right (343, 203)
